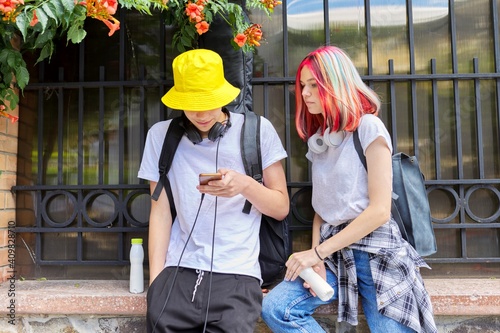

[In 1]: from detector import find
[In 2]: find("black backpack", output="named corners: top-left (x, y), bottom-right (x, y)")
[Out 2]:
top-left (151, 111), bottom-right (289, 287)
top-left (353, 129), bottom-right (437, 256)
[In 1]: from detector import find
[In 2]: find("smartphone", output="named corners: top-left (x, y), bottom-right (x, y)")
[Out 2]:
top-left (199, 173), bottom-right (222, 185)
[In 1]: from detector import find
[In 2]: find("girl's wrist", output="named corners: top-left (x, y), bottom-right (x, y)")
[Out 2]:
top-left (314, 245), bottom-right (324, 260)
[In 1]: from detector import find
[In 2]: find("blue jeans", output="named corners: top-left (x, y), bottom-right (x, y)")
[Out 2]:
top-left (261, 250), bottom-right (414, 333)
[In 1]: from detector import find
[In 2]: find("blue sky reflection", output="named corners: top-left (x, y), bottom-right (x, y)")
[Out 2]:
top-left (287, 0), bottom-right (449, 29)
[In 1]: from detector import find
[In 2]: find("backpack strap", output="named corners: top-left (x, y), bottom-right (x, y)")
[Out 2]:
top-left (352, 129), bottom-right (409, 242)
top-left (352, 130), bottom-right (367, 170)
top-left (151, 116), bottom-right (184, 219)
top-left (152, 112), bottom-right (262, 217)
top-left (240, 111), bottom-right (262, 214)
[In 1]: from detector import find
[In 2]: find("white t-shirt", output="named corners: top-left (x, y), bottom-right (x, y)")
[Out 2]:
top-left (306, 114), bottom-right (392, 226)
top-left (138, 112), bottom-right (287, 282)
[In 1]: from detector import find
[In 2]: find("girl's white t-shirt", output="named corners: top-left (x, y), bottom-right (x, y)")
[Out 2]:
top-left (138, 113), bottom-right (287, 282)
top-left (306, 114), bottom-right (392, 226)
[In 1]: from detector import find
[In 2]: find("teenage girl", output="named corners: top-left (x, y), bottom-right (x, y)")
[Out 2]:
top-left (261, 46), bottom-right (437, 333)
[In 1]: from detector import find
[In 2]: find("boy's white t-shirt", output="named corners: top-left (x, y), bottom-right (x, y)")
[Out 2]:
top-left (306, 114), bottom-right (392, 227)
top-left (138, 112), bottom-right (287, 283)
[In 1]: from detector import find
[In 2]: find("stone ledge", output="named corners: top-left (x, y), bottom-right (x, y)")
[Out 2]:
top-left (0, 280), bottom-right (146, 316)
top-left (0, 278), bottom-right (499, 317)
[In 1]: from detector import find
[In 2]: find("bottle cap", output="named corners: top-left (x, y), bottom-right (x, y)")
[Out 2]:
top-left (131, 238), bottom-right (143, 245)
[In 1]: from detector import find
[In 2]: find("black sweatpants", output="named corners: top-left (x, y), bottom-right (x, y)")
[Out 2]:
top-left (147, 267), bottom-right (263, 333)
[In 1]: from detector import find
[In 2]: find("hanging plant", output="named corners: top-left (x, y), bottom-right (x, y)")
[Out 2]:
top-left (164, 0), bottom-right (281, 53)
top-left (0, 0), bottom-right (281, 120)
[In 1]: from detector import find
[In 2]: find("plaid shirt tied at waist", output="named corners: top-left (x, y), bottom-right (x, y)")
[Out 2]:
top-left (320, 218), bottom-right (438, 333)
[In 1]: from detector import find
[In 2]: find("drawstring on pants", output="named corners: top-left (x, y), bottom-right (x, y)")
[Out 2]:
top-left (191, 269), bottom-right (205, 302)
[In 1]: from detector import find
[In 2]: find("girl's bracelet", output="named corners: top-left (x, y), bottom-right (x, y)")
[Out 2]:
top-left (314, 246), bottom-right (324, 260)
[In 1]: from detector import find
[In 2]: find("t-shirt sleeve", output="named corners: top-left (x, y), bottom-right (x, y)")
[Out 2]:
top-left (137, 120), bottom-right (170, 182)
top-left (259, 116), bottom-right (288, 170)
top-left (357, 114), bottom-right (393, 155)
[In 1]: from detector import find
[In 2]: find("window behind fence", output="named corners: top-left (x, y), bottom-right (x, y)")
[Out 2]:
top-left (14, 1), bottom-right (500, 280)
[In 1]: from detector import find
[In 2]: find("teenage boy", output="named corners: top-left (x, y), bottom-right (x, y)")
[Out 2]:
top-left (138, 49), bottom-right (289, 333)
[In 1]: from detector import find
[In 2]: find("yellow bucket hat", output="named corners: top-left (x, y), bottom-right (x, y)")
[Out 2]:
top-left (161, 49), bottom-right (241, 111)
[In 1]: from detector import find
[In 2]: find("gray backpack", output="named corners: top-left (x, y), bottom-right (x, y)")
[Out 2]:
top-left (353, 130), bottom-right (437, 256)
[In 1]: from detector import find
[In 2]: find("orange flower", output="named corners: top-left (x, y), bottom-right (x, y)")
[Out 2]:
top-left (233, 33), bottom-right (247, 48)
top-left (0, 106), bottom-right (19, 124)
top-left (102, 0), bottom-right (117, 15)
top-left (244, 24), bottom-right (263, 47)
top-left (102, 17), bottom-right (120, 36)
top-left (259, 0), bottom-right (281, 11)
top-left (185, 2), bottom-right (204, 23)
top-left (0, 0), bottom-right (24, 14)
top-left (85, 0), bottom-right (118, 17)
top-left (0, 0), bottom-right (24, 21)
top-left (83, 0), bottom-right (120, 36)
top-left (195, 20), bottom-right (209, 34)
top-left (29, 9), bottom-right (38, 26)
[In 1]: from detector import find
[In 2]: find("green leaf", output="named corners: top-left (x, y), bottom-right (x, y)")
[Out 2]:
top-left (6, 49), bottom-right (22, 68)
top-left (36, 5), bottom-right (50, 32)
top-left (205, 10), bottom-right (213, 22)
top-left (15, 66), bottom-right (30, 90)
top-left (34, 29), bottom-right (55, 50)
top-left (67, 24), bottom-right (87, 44)
top-left (183, 25), bottom-right (196, 39)
top-left (2, 72), bottom-right (13, 86)
top-left (0, 49), bottom-right (10, 64)
top-left (15, 11), bottom-right (30, 41)
top-left (36, 41), bottom-right (54, 63)
top-left (63, 5), bottom-right (87, 30)
top-left (180, 34), bottom-right (193, 48)
top-left (73, 4), bottom-right (87, 16)
top-left (41, 3), bottom-right (59, 24)
top-left (119, 0), bottom-right (152, 15)
top-left (50, 0), bottom-right (65, 17)
top-left (58, 0), bottom-right (75, 12)
top-left (5, 92), bottom-right (19, 110)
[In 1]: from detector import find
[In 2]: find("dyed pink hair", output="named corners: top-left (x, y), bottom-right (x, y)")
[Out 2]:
top-left (295, 46), bottom-right (380, 140)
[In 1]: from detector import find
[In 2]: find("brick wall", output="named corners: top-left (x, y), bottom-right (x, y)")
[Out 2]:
top-left (0, 103), bottom-right (19, 283)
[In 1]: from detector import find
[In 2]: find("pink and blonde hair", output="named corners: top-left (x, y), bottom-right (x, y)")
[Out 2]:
top-left (295, 46), bottom-right (381, 140)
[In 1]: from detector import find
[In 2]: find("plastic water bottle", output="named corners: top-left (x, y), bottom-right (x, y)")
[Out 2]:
top-left (129, 238), bottom-right (144, 293)
top-left (299, 267), bottom-right (334, 301)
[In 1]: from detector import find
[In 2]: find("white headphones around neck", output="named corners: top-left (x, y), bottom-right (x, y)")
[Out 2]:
top-left (307, 128), bottom-right (345, 154)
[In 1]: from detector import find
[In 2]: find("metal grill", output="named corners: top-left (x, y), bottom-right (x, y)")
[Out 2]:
top-left (12, 1), bottom-right (500, 273)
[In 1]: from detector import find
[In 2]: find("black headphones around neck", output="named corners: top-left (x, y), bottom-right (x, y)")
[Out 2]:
top-left (182, 109), bottom-right (231, 144)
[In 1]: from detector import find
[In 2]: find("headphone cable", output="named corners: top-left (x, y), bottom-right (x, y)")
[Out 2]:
top-left (201, 137), bottom-right (221, 332)
top-left (151, 193), bottom-right (205, 333)
top-left (153, 127), bottom-right (223, 333)
top-left (202, 195), bottom-right (217, 332)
